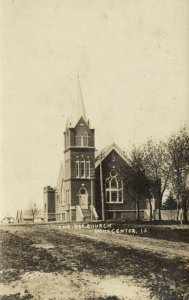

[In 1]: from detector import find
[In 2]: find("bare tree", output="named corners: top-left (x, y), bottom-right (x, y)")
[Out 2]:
top-left (141, 139), bottom-right (171, 220)
top-left (29, 202), bottom-right (40, 223)
top-left (168, 127), bottom-right (189, 222)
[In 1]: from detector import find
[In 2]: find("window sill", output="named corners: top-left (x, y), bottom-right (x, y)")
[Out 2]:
top-left (76, 176), bottom-right (91, 179)
top-left (106, 202), bottom-right (124, 204)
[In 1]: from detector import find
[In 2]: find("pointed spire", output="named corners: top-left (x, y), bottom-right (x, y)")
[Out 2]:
top-left (68, 76), bottom-right (88, 128)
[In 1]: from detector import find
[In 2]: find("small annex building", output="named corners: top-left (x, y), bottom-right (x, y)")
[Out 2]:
top-left (43, 79), bottom-right (157, 222)
top-left (1, 216), bottom-right (15, 224)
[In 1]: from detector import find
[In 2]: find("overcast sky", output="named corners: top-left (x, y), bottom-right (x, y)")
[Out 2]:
top-left (0, 0), bottom-right (189, 219)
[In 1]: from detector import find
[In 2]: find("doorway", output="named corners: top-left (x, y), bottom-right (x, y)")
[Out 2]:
top-left (79, 187), bottom-right (88, 209)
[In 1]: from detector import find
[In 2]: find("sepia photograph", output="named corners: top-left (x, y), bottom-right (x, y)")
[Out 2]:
top-left (0, 0), bottom-right (189, 299)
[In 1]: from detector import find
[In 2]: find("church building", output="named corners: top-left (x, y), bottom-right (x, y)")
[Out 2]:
top-left (43, 79), bottom-right (156, 222)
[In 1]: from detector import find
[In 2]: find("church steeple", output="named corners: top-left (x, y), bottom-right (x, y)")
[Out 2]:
top-left (61, 76), bottom-right (96, 223)
top-left (67, 76), bottom-right (88, 128)
top-left (64, 77), bottom-right (94, 150)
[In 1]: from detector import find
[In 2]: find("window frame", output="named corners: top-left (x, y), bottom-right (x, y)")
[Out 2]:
top-left (76, 157), bottom-right (80, 178)
top-left (75, 156), bottom-right (91, 179)
top-left (75, 128), bottom-right (89, 147)
top-left (85, 159), bottom-right (90, 178)
top-left (105, 172), bottom-right (123, 203)
top-left (80, 157), bottom-right (85, 178)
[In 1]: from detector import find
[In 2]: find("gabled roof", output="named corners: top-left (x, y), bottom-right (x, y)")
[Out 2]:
top-left (3, 216), bottom-right (14, 220)
top-left (95, 143), bottom-right (131, 168)
top-left (3, 212), bottom-right (14, 219)
top-left (67, 77), bottom-right (88, 128)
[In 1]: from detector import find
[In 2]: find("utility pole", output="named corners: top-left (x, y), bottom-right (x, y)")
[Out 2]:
top-left (91, 178), bottom-right (93, 221)
top-left (90, 167), bottom-right (95, 221)
top-left (100, 153), bottom-right (105, 221)
top-left (69, 191), bottom-right (72, 222)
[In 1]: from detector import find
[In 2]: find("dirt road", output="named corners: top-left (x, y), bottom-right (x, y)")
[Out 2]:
top-left (0, 225), bottom-right (189, 300)
top-left (59, 226), bottom-right (189, 260)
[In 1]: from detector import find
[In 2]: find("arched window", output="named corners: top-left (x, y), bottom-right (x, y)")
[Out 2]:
top-left (80, 157), bottom-right (85, 178)
top-left (76, 157), bottom-right (80, 178)
top-left (75, 156), bottom-right (91, 178)
top-left (82, 132), bottom-right (88, 147)
top-left (75, 126), bottom-right (88, 147)
top-left (86, 158), bottom-right (90, 178)
top-left (65, 189), bottom-right (70, 205)
top-left (105, 171), bottom-right (123, 203)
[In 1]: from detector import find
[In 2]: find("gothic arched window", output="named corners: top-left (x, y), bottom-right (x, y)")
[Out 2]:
top-left (105, 171), bottom-right (123, 203)
top-left (86, 158), bottom-right (90, 178)
top-left (75, 156), bottom-right (91, 178)
top-left (76, 157), bottom-right (80, 178)
top-left (75, 126), bottom-right (88, 147)
top-left (80, 157), bottom-right (85, 178)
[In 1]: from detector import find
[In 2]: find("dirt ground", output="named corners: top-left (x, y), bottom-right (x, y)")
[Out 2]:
top-left (0, 224), bottom-right (189, 300)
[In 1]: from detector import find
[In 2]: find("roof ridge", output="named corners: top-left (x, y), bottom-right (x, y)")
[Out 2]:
top-left (95, 143), bottom-right (131, 167)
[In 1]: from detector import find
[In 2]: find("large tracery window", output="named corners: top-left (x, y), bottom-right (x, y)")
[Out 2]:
top-left (105, 171), bottom-right (123, 203)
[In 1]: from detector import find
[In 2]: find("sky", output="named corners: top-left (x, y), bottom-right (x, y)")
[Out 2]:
top-left (0, 0), bottom-right (189, 219)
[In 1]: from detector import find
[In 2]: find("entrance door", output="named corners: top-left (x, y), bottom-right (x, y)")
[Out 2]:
top-left (79, 187), bottom-right (88, 209)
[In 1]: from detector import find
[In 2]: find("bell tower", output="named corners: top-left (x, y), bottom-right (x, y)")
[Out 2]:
top-left (63, 77), bottom-right (96, 221)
